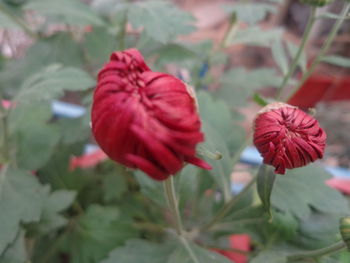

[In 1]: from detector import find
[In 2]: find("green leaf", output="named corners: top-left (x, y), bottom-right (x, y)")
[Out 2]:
top-left (0, 8), bottom-right (20, 29)
top-left (61, 205), bottom-right (137, 263)
top-left (321, 55), bottom-right (350, 68)
top-left (197, 91), bottom-right (245, 153)
top-left (9, 103), bottom-right (61, 170)
top-left (83, 27), bottom-right (116, 68)
top-left (101, 238), bottom-right (232, 263)
top-left (150, 43), bottom-right (197, 67)
top-left (257, 165), bottom-right (276, 218)
top-left (219, 68), bottom-right (282, 107)
top-left (224, 3), bottom-right (276, 25)
top-left (102, 172), bottom-right (128, 202)
top-left (24, 0), bottom-right (104, 26)
top-left (36, 189), bottom-right (76, 234)
top-left (128, 1), bottom-right (195, 43)
top-left (232, 26), bottom-right (283, 47)
top-left (0, 168), bottom-right (47, 253)
top-left (201, 122), bottom-right (233, 200)
top-left (271, 165), bottom-right (349, 220)
top-left (0, 231), bottom-right (27, 263)
top-left (16, 64), bottom-right (94, 103)
top-left (135, 171), bottom-right (166, 207)
top-left (250, 251), bottom-right (286, 263)
top-left (271, 40), bottom-right (288, 75)
top-left (286, 42), bottom-right (307, 73)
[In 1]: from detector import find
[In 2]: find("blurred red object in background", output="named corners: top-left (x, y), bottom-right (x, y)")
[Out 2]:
top-left (288, 75), bottom-right (350, 108)
top-left (214, 234), bottom-right (250, 263)
top-left (326, 178), bottom-right (350, 196)
top-left (70, 149), bottom-right (107, 171)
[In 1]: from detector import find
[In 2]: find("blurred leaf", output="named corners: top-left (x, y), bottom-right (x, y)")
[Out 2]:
top-left (16, 64), bottom-right (94, 103)
top-left (83, 27), bottom-right (116, 68)
top-left (219, 68), bottom-right (281, 107)
top-left (295, 212), bottom-right (343, 249)
top-left (257, 165), bottom-right (276, 218)
top-left (128, 1), bottom-right (195, 43)
top-left (0, 168), bottom-right (47, 253)
top-left (224, 3), bottom-right (276, 25)
top-left (201, 122), bottom-right (232, 200)
top-left (322, 55), bottom-right (350, 68)
top-left (102, 171), bottom-right (128, 202)
top-left (271, 40), bottom-right (288, 75)
top-left (0, 10), bottom-right (20, 29)
top-left (270, 210), bottom-right (298, 240)
top-left (101, 238), bottom-right (232, 263)
top-left (61, 204), bottom-right (137, 263)
top-left (0, 33), bottom-right (85, 95)
top-left (150, 43), bottom-right (197, 66)
top-left (9, 103), bottom-right (61, 170)
top-left (135, 171), bottom-right (166, 207)
top-left (91, 0), bottom-right (129, 16)
top-left (56, 115), bottom-right (90, 145)
top-left (271, 165), bottom-right (349, 220)
top-left (232, 26), bottom-right (283, 47)
top-left (24, 0), bottom-right (104, 26)
top-left (0, 231), bottom-right (27, 263)
top-left (36, 189), bottom-right (76, 234)
top-left (197, 91), bottom-right (245, 152)
top-left (286, 42), bottom-right (307, 73)
top-left (250, 251), bottom-right (286, 263)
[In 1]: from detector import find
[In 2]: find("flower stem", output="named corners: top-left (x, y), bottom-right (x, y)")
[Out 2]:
top-left (287, 241), bottom-right (346, 261)
top-left (276, 6), bottom-right (317, 100)
top-left (0, 3), bottom-right (38, 39)
top-left (163, 176), bottom-right (183, 235)
top-left (200, 174), bottom-right (258, 232)
top-left (286, 2), bottom-right (350, 101)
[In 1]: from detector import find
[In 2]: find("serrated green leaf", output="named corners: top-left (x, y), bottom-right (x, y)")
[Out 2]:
top-left (36, 189), bottom-right (76, 234)
top-left (101, 238), bottom-right (232, 263)
top-left (232, 26), bottom-right (283, 47)
top-left (128, 1), bottom-right (195, 43)
top-left (24, 0), bottom-right (104, 26)
top-left (257, 165), bottom-right (276, 218)
top-left (224, 3), bottom-right (276, 25)
top-left (271, 165), bottom-right (349, 220)
top-left (322, 55), bottom-right (350, 68)
top-left (135, 171), bottom-right (166, 207)
top-left (286, 42), bottom-right (307, 73)
top-left (0, 231), bottom-right (27, 263)
top-left (272, 40), bottom-right (288, 75)
top-left (16, 65), bottom-right (94, 103)
top-left (61, 205), bottom-right (137, 263)
top-left (0, 168), bottom-right (47, 253)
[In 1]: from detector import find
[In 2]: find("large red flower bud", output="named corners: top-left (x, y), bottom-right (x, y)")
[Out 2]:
top-left (253, 102), bottom-right (326, 174)
top-left (91, 49), bottom-right (211, 180)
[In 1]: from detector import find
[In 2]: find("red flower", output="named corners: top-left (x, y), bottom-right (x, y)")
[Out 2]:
top-left (91, 49), bottom-right (211, 180)
top-left (253, 102), bottom-right (326, 174)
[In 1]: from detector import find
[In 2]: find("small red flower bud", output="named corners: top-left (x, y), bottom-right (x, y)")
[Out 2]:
top-left (253, 102), bottom-right (326, 174)
top-left (91, 49), bottom-right (211, 180)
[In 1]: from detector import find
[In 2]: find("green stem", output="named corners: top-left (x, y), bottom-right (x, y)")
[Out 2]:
top-left (179, 236), bottom-right (200, 263)
top-left (287, 241), bottom-right (346, 261)
top-left (0, 3), bottom-right (38, 39)
top-left (163, 176), bottom-right (183, 235)
top-left (286, 2), bottom-right (350, 101)
top-left (276, 6), bottom-right (317, 100)
top-left (200, 174), bottom-right (258, 232)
